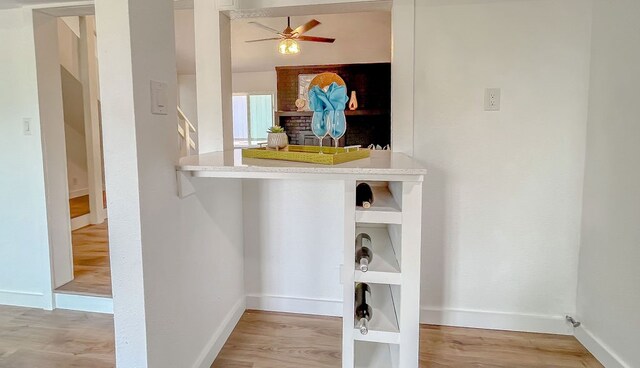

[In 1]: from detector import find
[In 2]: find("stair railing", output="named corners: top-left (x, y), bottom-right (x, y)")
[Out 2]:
top-left (177, 106), bottom-right (196, 156)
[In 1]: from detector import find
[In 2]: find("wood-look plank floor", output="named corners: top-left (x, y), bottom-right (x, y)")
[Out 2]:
top-left (69, 192), bottom-right (107, 219)
top-left (0, 307), bottom-right (602, 368)
top-left (69, 195), bottom-right (90, 219)
top-left (213, 311), bottom-right (342, 368)
top-left (0, 305), bottom-right (115, 368)
top-left (55, 221), bottom-right (112, 297)
top-left (212, 311), bottom-right (603, 368)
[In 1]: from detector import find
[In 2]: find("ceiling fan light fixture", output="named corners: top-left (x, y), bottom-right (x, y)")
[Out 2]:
top-left (278, 39), bottom-right (300, 55)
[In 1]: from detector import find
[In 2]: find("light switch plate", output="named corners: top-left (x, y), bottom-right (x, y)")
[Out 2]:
top-left (150, 80), bottom-right (168, 115)
top-left (485, 88), bottom-right (501, 111)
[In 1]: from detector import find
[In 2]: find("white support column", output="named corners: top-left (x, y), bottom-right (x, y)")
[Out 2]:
top-left (398, 181), bottom-right (423, 368)
top-left (194, 0), bottom-right (233, 153)
top-left (391, 0), bottom-right (415, 156)
top-left (79, 16), bottom-right (106, 224)
top-left (95, 0), bottom-right (157, 365)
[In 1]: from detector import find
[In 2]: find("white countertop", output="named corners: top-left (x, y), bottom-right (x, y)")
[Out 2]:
top-left (176, 149), bottom-right (426, 180)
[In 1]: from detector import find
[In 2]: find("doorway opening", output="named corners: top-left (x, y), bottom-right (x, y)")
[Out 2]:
top-left (51, 15), bottom-right (112, 297)
top-left (38, 6), bottom-right (199, 303)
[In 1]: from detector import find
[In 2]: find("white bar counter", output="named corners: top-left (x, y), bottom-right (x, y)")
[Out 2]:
top-left (176, 149), bottom-right (426, 181)
top-left (175, 149), bottom-right (426, 368)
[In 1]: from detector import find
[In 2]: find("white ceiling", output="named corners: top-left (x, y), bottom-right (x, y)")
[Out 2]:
top-left (174, 10), bottom-right (392, 74)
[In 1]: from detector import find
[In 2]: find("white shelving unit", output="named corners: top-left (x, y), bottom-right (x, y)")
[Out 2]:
top-left (344, 179), bottom-right (424, 368)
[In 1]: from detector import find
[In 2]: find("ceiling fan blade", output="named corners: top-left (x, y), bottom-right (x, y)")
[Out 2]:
top-left (245, 37), bottom-right (282, 43)
top-left (296, 35), bottom-right (335, 43)
top-left (292, 19), bottom-right (320, 36)
top-left (248, 21), bottom-right (282, 35)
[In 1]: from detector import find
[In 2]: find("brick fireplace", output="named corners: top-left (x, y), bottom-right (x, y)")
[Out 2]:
top-left (275, 63), bottom-right (391, 148)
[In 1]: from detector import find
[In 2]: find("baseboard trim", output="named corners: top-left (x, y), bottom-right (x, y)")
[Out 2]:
top-left (70, 214), bottom-right (90, 231)
top-left (69, 188), bottom-right (89, 199)
top-left (421, 306), bottom-right (573, 335)
top-left (246, 294), bottom-right (342, 317)
top-left (192, 298), bottom-right (246, 368)
top-left (574, 324), bottom-right (629, 368)
top-left (54, 293), bottom-right (113, 314)
top-left (0, 289), bottom-right (45, 309)
top-left (234, 297), bottom-right (575, 336)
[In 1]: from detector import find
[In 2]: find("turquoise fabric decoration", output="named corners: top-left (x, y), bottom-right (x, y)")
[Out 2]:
top-left (325, 82), bottom-right (349, 111)
top-left (308, 82), bottom-right (349, 146)
top-left (309, 85), bottom-right (330, 140)
top-left (308, 82), bottom-right (348, 111)
top-left (309, 85), bottom-right (329, 112)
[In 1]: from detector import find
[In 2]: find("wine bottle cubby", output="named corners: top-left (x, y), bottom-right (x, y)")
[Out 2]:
top-left (354, 282), bottom-right (401, 344)
top-left (354, 225), bottom-right (401, 285)
top-left (355, 181), bottom-right (403, 224)
top-left (354, 341), bottom-right (400, 368)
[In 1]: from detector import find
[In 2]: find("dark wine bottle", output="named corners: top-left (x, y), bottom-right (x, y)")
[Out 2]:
top-left (356, 183), bottom-right (374, 208)
top-left (354, 283), bottom-right (373, 335)
top-left (355, 233), bottom-right (373, 272)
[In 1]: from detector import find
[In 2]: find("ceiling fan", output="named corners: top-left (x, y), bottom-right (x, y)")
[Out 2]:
top-left (245, 17), bottom-right (336, 55)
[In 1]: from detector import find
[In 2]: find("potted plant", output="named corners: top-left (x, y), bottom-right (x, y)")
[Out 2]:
top-left (266, 126), bottom-right (288, 150)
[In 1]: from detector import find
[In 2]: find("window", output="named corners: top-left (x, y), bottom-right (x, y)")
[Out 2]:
top-left (232, 93), bottom-right (274, 147)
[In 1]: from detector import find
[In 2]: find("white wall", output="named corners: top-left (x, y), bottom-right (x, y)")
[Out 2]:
top-left (60, 16), bottom-right (79, 37)
top-left (95, 0), bottom-right (245, 366)
top-left (243, 179), bottom-right (344, 315)
top-left (575, 1), bottom-right (640, 367)
top-left (58, 18), bottom-right (79, 78)
top-left (178, 74), bottom-right (198, 127)
top-left (58, 18), bottom-right (90, 198)
top-left (175, 8), bottom-right (199, 133)
top-left (175, 9), bottom-right (195, 75)
top-left (413, 0), bottom-right (592, 333)
top-left (61, 67), bottom-right (89, 197)
top-left (232, 70), bottom-right (277, 131)
top-left (232, 70), bottom-right (276, 95)
top-left (0, 8), bottom-right (54, 308)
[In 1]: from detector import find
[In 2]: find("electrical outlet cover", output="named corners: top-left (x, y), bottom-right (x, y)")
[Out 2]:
top-left (485, 88), bottom-right (501, 111)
